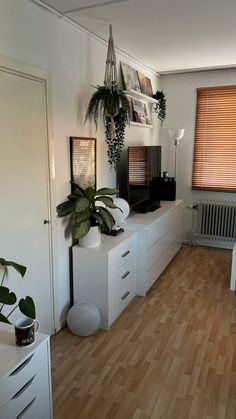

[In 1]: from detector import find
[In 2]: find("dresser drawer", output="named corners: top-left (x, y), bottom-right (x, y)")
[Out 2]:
top-left (0, 363), bottom-right (51, 419)
top-left (147, 220), bottom-right (183, 269)
top-left (109, 235), bottom-right (137, 273)
top-left (0, 341), bottom-right (48, 410)
top-left (109, 256), bottom-right (137, 326)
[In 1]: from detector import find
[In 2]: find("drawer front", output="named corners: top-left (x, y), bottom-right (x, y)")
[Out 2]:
top-left (147, 220), bottom-right (182, 269)
top-left (147, 234), bottom-right (182, 290)
top-left (109, 235), bottom-right (137, 274)
top-left (147, 204), bottom-right (183, 249)
top-left (109, 256), bottom-right (137, 326)
top-left (0, 341), bottom-right (48, 410)
top-left (0, 363), bottom-right (51, 419)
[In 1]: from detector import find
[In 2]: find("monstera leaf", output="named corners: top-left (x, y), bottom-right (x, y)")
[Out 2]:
top-left (19, 296), bottom-right (36, 319)
top-left (0, 286), bottom-right (17, 305)
top-left (0, 313), bottom-right (11, 324)
top-left (0, 258), bottom-right (26, 277)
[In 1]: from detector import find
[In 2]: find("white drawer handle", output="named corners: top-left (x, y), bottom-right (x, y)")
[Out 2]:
top-left (12, 375), bottom-right (36, 399)
top-left (10, 353), bottom-right (34, 376)
top-left (121, 270), bottom-right (130, 279)
top-left (121, 291), bottom-right (130, 300)
top-left (16, 396), bottom-right (37, 419)
top-left (121, 250), bottom-right (130, 258)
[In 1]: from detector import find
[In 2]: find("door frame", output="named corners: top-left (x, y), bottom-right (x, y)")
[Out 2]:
top-left (0, 54), bottom-right (58, 333)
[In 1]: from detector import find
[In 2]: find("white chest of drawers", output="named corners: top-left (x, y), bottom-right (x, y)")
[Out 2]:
top-left (120, 200), bottom-right (184, 296)
top-left (73, 230), bottom-right (137, 329)
top-left (0, 323), bottom-right (53, 419)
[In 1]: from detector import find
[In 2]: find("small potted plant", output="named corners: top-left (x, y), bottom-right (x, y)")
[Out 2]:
top-left (56, 183), bottom-right (121, 247)
top-left (153, 90), bottom-right (166, 125)
top-left (0, 258), bottom-right (35, 324)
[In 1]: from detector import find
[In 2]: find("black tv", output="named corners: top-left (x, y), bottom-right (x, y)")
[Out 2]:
top-left (117, 145), bottom-right (162, 213)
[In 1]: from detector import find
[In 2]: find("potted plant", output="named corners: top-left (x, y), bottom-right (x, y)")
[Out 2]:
top-left (56, 183), bottom-right (121, 247)
top-left (85, 25), bottom-right (129, 169)
top-left (0, 258), bottom-right (35, 324)
top-left (153, 90), bottom-right (166, 125)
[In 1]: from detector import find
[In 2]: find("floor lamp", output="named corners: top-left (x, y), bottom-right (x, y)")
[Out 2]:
top-left (169, 129), bottom-right (185, 180)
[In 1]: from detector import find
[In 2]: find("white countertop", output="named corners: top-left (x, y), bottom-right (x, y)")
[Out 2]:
top-left (122, 200), bottom-right (183, 227)
top-left (73, 230), bottom-right (137, 254)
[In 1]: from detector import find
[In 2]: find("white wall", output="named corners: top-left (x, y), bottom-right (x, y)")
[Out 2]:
top-left (159, 69), bottom-right (236, 241)
top-left (0, 0), bottom-right (160, 330)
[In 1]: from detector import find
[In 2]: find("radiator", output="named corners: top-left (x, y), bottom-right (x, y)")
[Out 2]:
top-left (191, 200), bottom-right (236, 248)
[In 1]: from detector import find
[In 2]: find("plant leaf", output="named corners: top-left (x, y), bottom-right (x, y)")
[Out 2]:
top-left (95, 196), bottom-right (121, 210)
top-left (0, 313), bottom-right (11, 324)
top-left (97, 206), bottom-right (115, 231)
top-left (95, 188), bottom-right (118, 196)
top-left (75, 197), bottom-right (90, 213)
top-left (84, 187), bottom-right (95, 202)
top-left (0, 259), bottom-right (26, 277)
top-left (75, 219), bottom-right (91, 240)
top-left (0, 286), bottom-right (17, 305)
top-left (19, 296), bottom-right (36, 319)
top-left (74, 210), bottom-right (90, 224)
top-left (56, 201), bottom-right (76, 217)
top-left (70, 182), bottom-right (85, 196)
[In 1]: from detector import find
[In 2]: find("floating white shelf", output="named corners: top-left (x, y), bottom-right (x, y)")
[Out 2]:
top-left (129, 121), bottom-right (153, 128)
top-left (124, 89), bottom-right (158, 104)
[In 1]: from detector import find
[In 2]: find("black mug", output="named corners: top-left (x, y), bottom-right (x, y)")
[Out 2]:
top-left (14, 317), bottom-right (40, 347)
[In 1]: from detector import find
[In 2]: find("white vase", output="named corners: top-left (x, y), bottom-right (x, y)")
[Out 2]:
top-left (79, 226), bottom-right (101, 248)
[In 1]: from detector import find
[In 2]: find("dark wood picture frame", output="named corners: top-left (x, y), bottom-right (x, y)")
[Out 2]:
top-left (70, 137), bottom-right (96, 190)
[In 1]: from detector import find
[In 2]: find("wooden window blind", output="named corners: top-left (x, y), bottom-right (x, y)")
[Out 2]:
top-left (128, 146), bottom-right (148, 185)
top-left (192, 86), bottom-right (236, 192)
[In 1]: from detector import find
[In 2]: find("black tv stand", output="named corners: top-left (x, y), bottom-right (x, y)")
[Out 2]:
top-left (134, 200), bottom-right (161, 213)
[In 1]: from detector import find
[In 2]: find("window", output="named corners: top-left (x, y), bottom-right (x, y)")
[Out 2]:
top-left (192, 86), bottom-right (236, 192)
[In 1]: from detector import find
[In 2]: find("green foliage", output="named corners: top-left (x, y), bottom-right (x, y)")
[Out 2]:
top-left (0, 259), bottom-right (36, 325)
top-left (85, 84), bottom-right (129, 169)
top-left (153, 90), bottom-right (166, 126)
top-left (56, 182), bottom-right (121, 240)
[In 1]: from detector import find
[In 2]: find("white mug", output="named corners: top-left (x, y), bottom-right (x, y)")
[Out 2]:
top-left (14, 317), bottom-right (40, 347)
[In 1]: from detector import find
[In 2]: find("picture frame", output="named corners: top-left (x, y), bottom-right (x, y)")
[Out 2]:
top-left (137, 71), bottom-right (153, 97)
top-left (70, 137), bottom-right (96, 190)
top-left (120, 62), bottom-right (141, 92)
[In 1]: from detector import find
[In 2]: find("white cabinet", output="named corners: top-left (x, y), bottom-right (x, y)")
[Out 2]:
top-left (0, 323), bottom-right (52, 419)
top-left (73, 231), bottom-right (137, 329)
top-left (120, 200), bottom-right (184, 296)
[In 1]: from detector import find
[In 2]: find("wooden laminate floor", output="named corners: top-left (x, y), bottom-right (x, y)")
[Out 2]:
top-left (51, 246), bottom-right (236, 419)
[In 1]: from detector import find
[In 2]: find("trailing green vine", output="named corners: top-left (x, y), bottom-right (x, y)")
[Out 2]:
top-left (153, 90), bottom-right (166, 125)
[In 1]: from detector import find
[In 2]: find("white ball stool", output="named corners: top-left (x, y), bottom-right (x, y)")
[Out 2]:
top-left (67, 302), bottom-right (101, 336)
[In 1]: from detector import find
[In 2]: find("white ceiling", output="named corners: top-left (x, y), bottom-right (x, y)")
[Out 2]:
top-left (33, 0), bottom-right (236, 73)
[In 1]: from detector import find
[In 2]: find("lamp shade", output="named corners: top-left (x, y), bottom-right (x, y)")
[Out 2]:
top-left (169, 129), bottom-right (185, 141)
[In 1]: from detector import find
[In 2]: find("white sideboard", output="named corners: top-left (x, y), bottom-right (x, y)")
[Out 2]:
top-left (120, 200), bottom-right (184, 296)
top-left (73, 230), bottom-right (137, 330)
top-left (0, 323), bottom-right (53, 419)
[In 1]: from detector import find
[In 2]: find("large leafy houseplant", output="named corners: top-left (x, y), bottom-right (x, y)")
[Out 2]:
top-left (85, 25), bottom-right (129, 170)
top-left (56, 183), bottom-right (121, 240)
top-left (0, 258), bottom-right (36, 324)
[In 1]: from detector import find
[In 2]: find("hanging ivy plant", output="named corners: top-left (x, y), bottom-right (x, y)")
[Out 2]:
top-left (85, 84), bottom-right (129, 169)
top-left (153, 90), bottom-right (166, 126)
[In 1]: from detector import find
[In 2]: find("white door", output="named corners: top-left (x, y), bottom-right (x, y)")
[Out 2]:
top-left (0, 62), bottom-right (54, 335)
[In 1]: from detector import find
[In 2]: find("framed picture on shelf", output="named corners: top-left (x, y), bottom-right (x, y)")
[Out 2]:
top-left (120, 62), bottom-right (141, 92)
top-left (70, 137), bottom-right (96, 190)
top-left (132, 98), bottom-right (151, 125)
top-left (137, 71), bottom-right (153, 97)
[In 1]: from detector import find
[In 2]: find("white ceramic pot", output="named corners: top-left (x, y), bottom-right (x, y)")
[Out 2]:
top-left (79, 226), bottom-right (101, 248)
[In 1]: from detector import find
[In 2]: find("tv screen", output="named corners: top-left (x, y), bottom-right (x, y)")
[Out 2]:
top-left (117, 145), bottom-right (161, 211)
